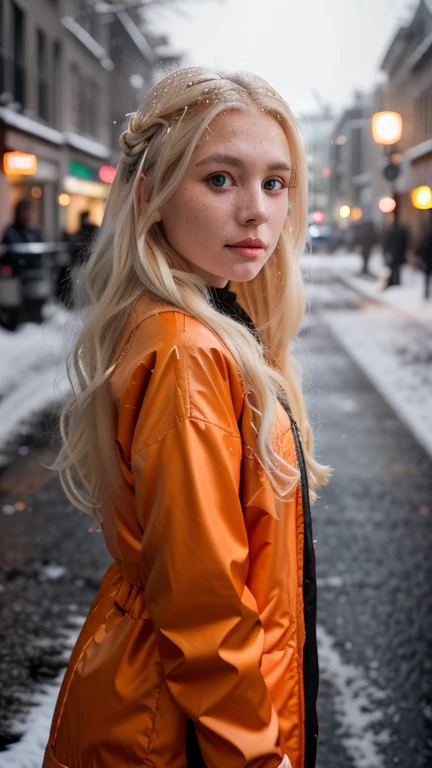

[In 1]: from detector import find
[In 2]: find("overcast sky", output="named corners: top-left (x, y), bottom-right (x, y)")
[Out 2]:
top-left (154, 0), bottom-right (415, 115)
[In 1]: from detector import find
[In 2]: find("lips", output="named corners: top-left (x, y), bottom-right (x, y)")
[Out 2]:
top-left (229, 238), bottom-right (266, 248)
top-left (226, 238), bottom-right (267, 259)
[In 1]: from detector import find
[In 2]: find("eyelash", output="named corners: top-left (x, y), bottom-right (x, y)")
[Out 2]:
top-left (206, 172), bottom-right (287, 191)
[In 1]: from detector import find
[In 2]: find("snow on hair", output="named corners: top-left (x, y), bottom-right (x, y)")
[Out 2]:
top-left (52, 66), bottom-right (331, 518)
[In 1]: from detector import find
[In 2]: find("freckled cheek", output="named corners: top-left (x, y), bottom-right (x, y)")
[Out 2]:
top-left (275, 198), bottom-right (289, 223)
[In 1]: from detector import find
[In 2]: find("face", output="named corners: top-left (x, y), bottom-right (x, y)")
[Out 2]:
top-left (18, 205), bottom-right (35, 228)
top-left (158, 108), bottom-right (292, 287)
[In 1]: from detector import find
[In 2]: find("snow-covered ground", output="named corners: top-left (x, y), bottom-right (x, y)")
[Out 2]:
top-left (302, 251), bottom-right (432, 460)
top-left (0, 619), bottom-right (84, 768)
top-left (0, 305), bottom-right (77, 464)
top-left (302, 248), bottom-right (432, 330)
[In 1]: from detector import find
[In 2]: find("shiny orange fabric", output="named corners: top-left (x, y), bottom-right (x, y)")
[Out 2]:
top-left (43, 298), bottom-right (306, 768)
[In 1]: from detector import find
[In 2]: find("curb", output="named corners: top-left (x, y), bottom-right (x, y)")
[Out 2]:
top-left (337, 271), bottom-right (432, 333)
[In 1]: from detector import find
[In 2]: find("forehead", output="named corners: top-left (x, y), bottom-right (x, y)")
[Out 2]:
top-left (195, 109), bottom-right (291, 162)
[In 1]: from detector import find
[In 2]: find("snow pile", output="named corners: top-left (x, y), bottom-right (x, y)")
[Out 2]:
top-left (0, 619), bottom-right (84, 768)
top-left (317, 624), bottom-right (390, 768)
top-left (324, 305), bottom-right (432, 459)
top-left (301, 250), bottom-right (432, 329)
top-left (301, 250), bottom-right (432, 459)
top-left (0, 306), bottom-right (80, 458)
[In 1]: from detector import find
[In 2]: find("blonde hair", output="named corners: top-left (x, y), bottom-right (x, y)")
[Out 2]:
top-left (55, 66), bottom-right (331, 517)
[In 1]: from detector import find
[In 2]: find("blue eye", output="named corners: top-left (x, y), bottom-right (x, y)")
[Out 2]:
top-left (208, 173), bottom-right (230, 188)
top-left (263, 178), bottom-right (284, 191)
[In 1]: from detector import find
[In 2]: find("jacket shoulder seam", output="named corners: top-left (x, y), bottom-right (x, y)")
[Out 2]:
top-left (131, 414), bottom-right (241, 457)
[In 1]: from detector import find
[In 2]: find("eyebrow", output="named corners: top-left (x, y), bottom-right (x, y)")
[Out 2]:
top-left (195, 153), bottom-right (292, 172)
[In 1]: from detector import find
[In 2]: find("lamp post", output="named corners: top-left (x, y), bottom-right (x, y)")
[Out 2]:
top-left (371, 110), bottom-right (403, 217)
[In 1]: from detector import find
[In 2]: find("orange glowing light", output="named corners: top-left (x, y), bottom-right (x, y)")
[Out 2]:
top-left (351, 207), bottom-right (363, 221)
top-left (58, 193), bottom-right (71, 207)
top-left (3, 151), bottom-right (38, 176)
top-left (411, 186), bottom-right (432, 210)
top-left (372, 112), bottom-right (403, 145)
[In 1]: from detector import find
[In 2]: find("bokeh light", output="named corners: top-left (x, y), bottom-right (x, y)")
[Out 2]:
top-left (378, 196), bottom-right (397, 214)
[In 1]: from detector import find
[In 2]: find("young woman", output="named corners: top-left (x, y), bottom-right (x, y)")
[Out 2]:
top-left (43, 66), bottom-right (331, 768)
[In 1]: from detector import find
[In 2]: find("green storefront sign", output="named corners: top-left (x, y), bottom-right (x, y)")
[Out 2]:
top-left (68, 160), bottom-right (99, 181)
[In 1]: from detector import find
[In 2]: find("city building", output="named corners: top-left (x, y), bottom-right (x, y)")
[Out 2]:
top-left (0, 0), bottom-right (177, 239)
top-left (0, 0), bottom-right (113, 238)
top-left (300, 108), bottom-right (334, 223)
top-left (327, 91), bottom-right (376, 226)
top-left (378, 0), bottom-right (432, 240)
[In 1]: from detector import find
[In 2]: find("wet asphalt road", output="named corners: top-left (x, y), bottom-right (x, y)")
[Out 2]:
top-left (0, 271), bottom-right (431, 767)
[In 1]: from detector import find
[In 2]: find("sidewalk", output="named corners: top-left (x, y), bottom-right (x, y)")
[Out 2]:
top-left (301, 249), bottom-right (432, 330)
top-left (302, 250), bottom-right (432, 461)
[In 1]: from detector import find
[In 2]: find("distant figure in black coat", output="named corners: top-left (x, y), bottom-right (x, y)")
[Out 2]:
top-left (352, 219), bottom-right (378, 275)
top-left (70, 210), bottom-right (98, 268)
top-left (58, 211), bottom-right (99, 307)
top-left (382, 211), bottom-right (409, 288)
top-left (416, 212), bottom-right (432, 300)
top-left (2, 198), bottom-right (43, 245)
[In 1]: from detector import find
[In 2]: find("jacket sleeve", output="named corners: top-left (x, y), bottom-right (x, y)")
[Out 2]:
top-left (132, 412), bottom-right (283, 768)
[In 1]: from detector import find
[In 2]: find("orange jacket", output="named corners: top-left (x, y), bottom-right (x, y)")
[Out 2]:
top-left (44, 298), bottom-right (309, 768)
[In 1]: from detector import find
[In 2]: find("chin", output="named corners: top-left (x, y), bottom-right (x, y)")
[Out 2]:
top-left (228, 263), bottom-right (264, 284)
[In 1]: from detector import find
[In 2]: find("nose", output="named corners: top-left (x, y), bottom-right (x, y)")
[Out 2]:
top-left (236, 186), bottom-right (269, 227)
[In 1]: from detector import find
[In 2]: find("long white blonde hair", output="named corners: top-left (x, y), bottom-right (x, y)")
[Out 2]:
top-left (55, 66), bottom-right (331, 518)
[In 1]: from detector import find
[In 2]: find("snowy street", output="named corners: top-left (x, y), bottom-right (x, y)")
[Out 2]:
top-left (0, 252), bottom-right (431, 767)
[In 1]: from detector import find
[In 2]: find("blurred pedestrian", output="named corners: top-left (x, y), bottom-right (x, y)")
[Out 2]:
top-left (43, 67), bottom-right (332, 768)
top-left (416, 211), bottom-right (432, 299)
top-left (382, 210), bottom-right (409, 288)
top-left (352, 218), bottom-right (378, 276)
top-left (0, 198), bottom-right (44, 326)
top-left (70, 210), bottom-right (98, 266)
top-left (1, 197), bottom-right (42, 244)
top-left (57, 211), bottom-right (99, 306)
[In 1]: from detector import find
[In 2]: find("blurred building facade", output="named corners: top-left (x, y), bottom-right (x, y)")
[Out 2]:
top-left (0, 0), bottom-right (174, 239)
top-left (300, 109), bottom-right (334, 223)
top-left (328, 91), bottom-right (376, 226)
top-left (0, 0), bottom-right (112, 238)
top-left (324, 0), bottom-right (432, 241)
top-left (376, 0), bottom-right (432, 241)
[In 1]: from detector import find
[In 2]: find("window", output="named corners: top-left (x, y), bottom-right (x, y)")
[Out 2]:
top-left (87, 79), bottom-right (98, 137)
top-left (52, 41), bottom-right (62, 128)
top-left (37, 29), bottom-right (48, 120)
top-left (351, 127), bottom-right (363, 177)
top-left (70, 65), bottom-right (100, 137)
top-left (70, 62), bottom-right (81, 132)
top-left (12, 1), bottom-right (25, 107)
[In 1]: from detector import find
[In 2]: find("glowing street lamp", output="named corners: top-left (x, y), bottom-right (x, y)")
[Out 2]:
top-left (411, 186), bottom-right (432, 210)
top-left (339, 205), bottom-right (351, 219)
top-left (371, 111), bottom-right (403, 146)
top-left (372, 111), bottom-right (403, 216)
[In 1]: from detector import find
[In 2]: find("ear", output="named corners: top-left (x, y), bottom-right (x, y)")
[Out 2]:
top-left (133, 173), bottom-right (162, 228)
